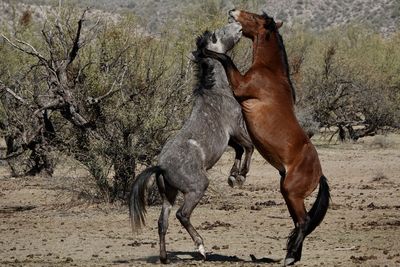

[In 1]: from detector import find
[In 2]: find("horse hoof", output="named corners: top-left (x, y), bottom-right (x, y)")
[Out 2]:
top-left (236, 175), bottom-right (246, 186)
top-left (284, 257), bottom-right (295, 266)
top-left (198, 244), bottom-right (207, 260)
top-left (160, 257), bottom-right (169, 264)
top-left (228, 176), bottom-right (237, 188)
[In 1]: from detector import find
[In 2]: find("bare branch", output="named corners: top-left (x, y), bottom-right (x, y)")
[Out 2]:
top-left (0, 83), bottom-right (26, 104)
top-left (68, 105), bottom-right (89, 126)
top-left (1, 34), bottom-right (47, 63)
top-left (33, 98), bottom-right (64, 116)
top-left (74, 61), bottom-right (93, 84)
top-left (87, 65), bottom-right (128, 104)
top-left (67, 9), bottom-right (88, 65)
top-left (54, 19), bottom-right (69, 56)
top-left (80, 18), bottom-right (101, 48)
top-left (0, 149), bottom-right (25, 160)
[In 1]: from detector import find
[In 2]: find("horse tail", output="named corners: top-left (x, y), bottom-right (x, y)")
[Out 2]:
top-left (129, 166), bottom-right (163, 232)
top-left (306, 175), bottom-right (330, 236)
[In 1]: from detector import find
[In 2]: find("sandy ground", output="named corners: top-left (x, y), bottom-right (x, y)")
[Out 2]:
top-left (1, 134), bottom-right (400, 267)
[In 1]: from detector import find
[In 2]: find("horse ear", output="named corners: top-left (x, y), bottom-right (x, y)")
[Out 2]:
top-left (276, 20), bottom-right (283, 29)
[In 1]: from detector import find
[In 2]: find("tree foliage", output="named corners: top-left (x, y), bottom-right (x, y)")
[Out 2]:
top-left (285, 25), bottom-right (400, 140)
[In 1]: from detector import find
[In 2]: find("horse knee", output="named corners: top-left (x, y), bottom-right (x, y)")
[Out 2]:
top-left (280, 179), bottom-right (291, 195)
top-left (280, 175), bottom-right (302, 197)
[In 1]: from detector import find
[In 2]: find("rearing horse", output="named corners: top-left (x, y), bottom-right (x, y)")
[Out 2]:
top-left (205, 10), bottom-right (330, 266)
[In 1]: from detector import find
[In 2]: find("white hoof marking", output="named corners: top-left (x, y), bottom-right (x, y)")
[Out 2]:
top-left (198, 244), bottom-right (206, 259)
top-left (284, 257), bottom-right (295, 266)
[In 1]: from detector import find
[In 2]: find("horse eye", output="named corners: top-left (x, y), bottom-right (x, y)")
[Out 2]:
top-left (212, 33), bottom-right (217, 43)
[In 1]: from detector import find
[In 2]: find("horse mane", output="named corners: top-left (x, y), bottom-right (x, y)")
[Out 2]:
top-left (192, 31), bottom-right (216, 95)
top-left (277, 33), bottom-right (296, 103)
top-left (262, 12), bottom-right (296, 103)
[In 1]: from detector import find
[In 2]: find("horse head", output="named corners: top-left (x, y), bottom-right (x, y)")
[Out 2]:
top-left (228, 9), bottom-right (283, 39)
top-left (195, 22), bottom-right (242, 57)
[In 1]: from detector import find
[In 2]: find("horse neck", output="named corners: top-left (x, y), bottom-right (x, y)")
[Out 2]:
top-left (252, 31), bottom-right (296, 102)
top-left (211, 60), bottom-right (232, 94)
top-left (196, 58), bottom-right (232, 97)
top-left (252, 32), bottom-right (287, 76)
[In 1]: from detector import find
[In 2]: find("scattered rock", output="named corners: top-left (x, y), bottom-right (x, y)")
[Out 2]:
top-left (250, 200), bottom-right (277, 210)
top-left (255, 200), bottom-right (277, 207)
top-left (250, 205), bottom-right (261, 211)
top-left (217, 203), bottom-right (235, 211)
top-left (350, 255), bottom-right (377, 263)
top-left (127, 241), bottom-right (142, 247)
top-left (199, 221), bottom-right (232, 230)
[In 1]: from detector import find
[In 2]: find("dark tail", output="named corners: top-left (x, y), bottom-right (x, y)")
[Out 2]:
top-left (129, 166), bottom-right (163, 232)
top-left (306, 175), bottom-right (330, 236)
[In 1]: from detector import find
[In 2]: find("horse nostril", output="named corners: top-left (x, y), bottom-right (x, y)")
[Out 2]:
top-left (229, 8), bottom-right (236, 16)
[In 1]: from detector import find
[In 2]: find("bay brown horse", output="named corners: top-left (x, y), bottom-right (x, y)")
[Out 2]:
top-left (204, 10), bottom-right (330, 266)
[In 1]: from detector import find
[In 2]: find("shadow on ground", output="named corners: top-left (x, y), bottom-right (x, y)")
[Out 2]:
top-left (124, 251), bottom-right (281, 264)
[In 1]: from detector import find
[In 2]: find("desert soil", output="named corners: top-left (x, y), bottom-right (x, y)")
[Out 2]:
top-left (1, 134), bottom-right (400, 267)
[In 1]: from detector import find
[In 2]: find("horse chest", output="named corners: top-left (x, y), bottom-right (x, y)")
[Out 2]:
top-left (240, 99), bottom-right (271, 117)
top-left (240, 100), bottom-right (276, 145)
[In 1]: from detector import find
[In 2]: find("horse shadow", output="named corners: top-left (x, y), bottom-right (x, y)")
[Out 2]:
top-left (127, 251), bottom-right (281, 264)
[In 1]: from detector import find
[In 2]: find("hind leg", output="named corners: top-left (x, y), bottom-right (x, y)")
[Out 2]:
top-left (280, 172), bottom-right (314, 266)
top-left (237, 140), bottom-right (254, 185)
top-left (283, 197), bottom-right (309, 266)
top-left (229, 127), bottom-right (254, 188)
top-left (227, 139), bottom-right (244, 187)
top-left (158, 184), bottom-right (178, 264)
top-left (176, 175), bottom-right (209, 259)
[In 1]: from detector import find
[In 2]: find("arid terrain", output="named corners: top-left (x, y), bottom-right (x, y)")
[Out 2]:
top-left (1, 134), bottom-right (400, 266)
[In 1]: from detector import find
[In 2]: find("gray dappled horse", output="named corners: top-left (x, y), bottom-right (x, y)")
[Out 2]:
top-left (129, 22), bottom-right (253, 263)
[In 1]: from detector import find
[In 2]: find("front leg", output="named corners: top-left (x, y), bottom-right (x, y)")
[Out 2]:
top-left (203, 49), bottom-right (249, 99)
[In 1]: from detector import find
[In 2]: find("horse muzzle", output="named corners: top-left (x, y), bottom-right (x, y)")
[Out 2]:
top-left (228, 9), bottom-right (240, 22)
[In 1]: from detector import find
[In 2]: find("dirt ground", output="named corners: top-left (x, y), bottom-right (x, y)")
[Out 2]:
top-left (1, 134), bottom-right (400, 267)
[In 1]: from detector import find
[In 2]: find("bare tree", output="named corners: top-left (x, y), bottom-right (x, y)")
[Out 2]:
top-left (1, 7), bottom-right (191, 201)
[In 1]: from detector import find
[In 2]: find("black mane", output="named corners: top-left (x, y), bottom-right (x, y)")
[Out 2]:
top-left (277, 33), bottom-right (296, 102)
top-left (262, 12), bottom-right (296, 102)
top-left (192, 31), bottom-right (216, 95)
